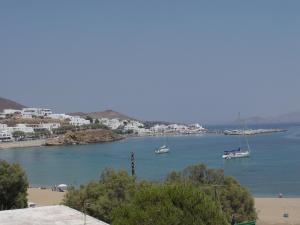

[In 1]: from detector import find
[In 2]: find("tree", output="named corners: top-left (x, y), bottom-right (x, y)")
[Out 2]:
top-left (52, 125), bottom-right (77, 135)
top-left (219, 177), bottom-right (256, 222)
top-left (64, 165), bottom-right (256, 224)
top-left (85, 116), bottom-right (94, 124)
top-left (166, 164), bottom-right (256, 223)
top-left (63, 168), bottom-right (136, 223)
top-left (166, 163), bottom-right (225, 185)
top-left (112, 183), bottom-right (229, 225)
top-left (95, 119), bottom-right (100, 124)
top-left (12, 131), bottom-right (26, 140)
top-left (0, 160), bottom-right (28, 210)
top-left (34, 129), bottom-right (51, 138)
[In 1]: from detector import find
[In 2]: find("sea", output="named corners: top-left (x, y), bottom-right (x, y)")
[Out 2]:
top-left (1, 124), bottom-right (300, 197)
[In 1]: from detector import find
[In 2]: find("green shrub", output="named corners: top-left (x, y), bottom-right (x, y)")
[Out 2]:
top-left (0, 160), bottom-right (28, 210)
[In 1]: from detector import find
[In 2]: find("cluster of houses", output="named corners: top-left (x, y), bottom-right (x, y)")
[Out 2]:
top-left (0, 108), bottom-right (53, 119)
top-left (98, 118), bottom-right (206, 136)
top-left (0, 107), bottom-right (206, 142)
top-left (0, 108), bottom-right (91, 142)
top-left (0, 123), bottom-right (61, 141)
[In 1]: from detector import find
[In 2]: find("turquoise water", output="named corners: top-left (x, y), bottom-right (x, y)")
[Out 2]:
top-left (1, 125), bottom-right (300, 197)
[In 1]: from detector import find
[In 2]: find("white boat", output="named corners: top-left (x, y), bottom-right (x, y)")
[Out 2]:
top-left (222, 113), bottom-right (251, 160)
top-left (155, 145), bottom-right (170, 154)
top-left (222, 148), bottom-right (250, 159)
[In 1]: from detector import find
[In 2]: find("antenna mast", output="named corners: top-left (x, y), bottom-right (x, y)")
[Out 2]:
top-left (131, 152), bottom-right (135, 176)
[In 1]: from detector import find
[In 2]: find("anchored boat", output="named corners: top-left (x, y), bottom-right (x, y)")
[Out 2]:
top-left (222, 148), bottom-right (250, 159)
top-left (155, 145), bottom-right (170, 154)
top-left (222, 113), bottom-right (251, 160)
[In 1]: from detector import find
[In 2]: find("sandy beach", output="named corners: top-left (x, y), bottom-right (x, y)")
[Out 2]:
top-left (27, 188), bottom-right (65, 206)
top-left (0, 139), bottom-right (46, 150)
top-left (27, 189), bottom-right (300, 225)
top-left (255, 198), bottom-right (300, 225)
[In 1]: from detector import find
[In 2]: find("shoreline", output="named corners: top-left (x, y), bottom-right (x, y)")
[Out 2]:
top-left (0, 139), bottom-right (47, 150)
top-left (0, 128), bottom-right (287, 150)
top-left (0, 133), bottom-right (207, 150)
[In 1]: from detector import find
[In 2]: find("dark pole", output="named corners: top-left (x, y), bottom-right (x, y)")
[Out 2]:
top-left (131, 152), bottom-right (135, 176)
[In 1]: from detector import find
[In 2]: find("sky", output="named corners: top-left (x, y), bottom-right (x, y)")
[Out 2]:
top-left (1, 1), bottom-right (300, 124)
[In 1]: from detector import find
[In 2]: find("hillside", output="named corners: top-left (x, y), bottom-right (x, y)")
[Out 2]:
top-left (0, 97), bottom-right (26, 111)
top-left (69, 110), bottom-right (135, 120)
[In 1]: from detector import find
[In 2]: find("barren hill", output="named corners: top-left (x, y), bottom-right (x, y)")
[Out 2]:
top-left (69, 110), bottom-right (135, 120)
top-left (0, 97), bottom-right (26, 111)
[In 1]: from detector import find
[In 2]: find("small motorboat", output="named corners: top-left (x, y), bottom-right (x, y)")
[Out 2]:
top-left (155, 145), bottom-right (170, 154)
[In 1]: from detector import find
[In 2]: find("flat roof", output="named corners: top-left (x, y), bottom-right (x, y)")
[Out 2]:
top-left (0, 205), bottom-right (109, 225)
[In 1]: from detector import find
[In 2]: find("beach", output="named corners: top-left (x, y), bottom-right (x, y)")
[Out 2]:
top-left (0, 139), bottom-right (46, 149)
top-left (255, 198), bottom-right (300, 225)
top-left (26, 190), bottom-right (300, 225)
top-left (28, 188), bottom-right (65, 206)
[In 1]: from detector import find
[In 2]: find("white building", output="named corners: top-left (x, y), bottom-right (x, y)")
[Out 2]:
top-left (0, 130), bottom-right (13, 142)
top-left (11, 124), bottom-right (35, 133)
top-left (123, 120), bottom-right (147, 134)
top-left (0, 124), bottom-right (8, 129)
top-left (149, 123), bottom-right (206, 135)
top-left (27, 123), bottom-right (61, 132)
top-left (48, 113), bottom-right (72, 120)
top-left (21, 108), bottom-right (52, 118)
top-left (49, 114), bottom-right (90, 127)
top-left (3, 109), bottom-right (22, 114)
top-left (150, 124), bottom-right (169, 133)
top-left (99, 118), bottom-right (123, 130)
top-left (69, 116), bottom-right (90, 126)
top-left (0, 109), bottom-right (22, 118)
top-left (39, 123), bottom-right (61, 131)
top-left (0, 124), bottom-right (34, 134)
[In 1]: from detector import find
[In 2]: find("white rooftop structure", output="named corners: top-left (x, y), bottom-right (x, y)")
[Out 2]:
top-left (0, 205), bottom-right (109, 225)
top-left (21, 108), bottom-right (52, 118)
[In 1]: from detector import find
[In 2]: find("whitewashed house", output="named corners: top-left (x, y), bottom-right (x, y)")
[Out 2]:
top-left (0, 109), bottom-right (22, 118)
top-left (39, 123), bottom-right (61, 131)
top-left (21, 108), bottom-right (52, 118)
top-left (99, 118), bottom-right (123, 130)
top-left (150, 124), bottom-right (169, 133)
top-left (11, 124), bottom-right (35, 133)
top-left (27, 123), bottom-right (61, 132)
top-left (69, 116), bottom-right (90, 126)
top-left (3, 109), bottom-right (22, 114)
top-left (0, 123), bottom-right (34, 134)
top-left (0, 124), bottom-right (8, 130)
top-left (48, 113), bottom-right (71, 120)
top-left (0, 130), bottom-right (13, 142)
top-left (123, 120), bottom-right (146, 134)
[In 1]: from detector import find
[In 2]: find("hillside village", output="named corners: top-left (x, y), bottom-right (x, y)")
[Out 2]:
top-left (0, 107), bottom-right (206, 143)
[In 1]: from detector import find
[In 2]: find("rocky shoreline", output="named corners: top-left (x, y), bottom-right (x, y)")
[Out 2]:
top-left (45, 129), bottom-right (124, 146)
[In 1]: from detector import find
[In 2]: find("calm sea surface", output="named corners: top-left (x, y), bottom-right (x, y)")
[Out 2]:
top-left (1, 124), bottom-right (300, 197)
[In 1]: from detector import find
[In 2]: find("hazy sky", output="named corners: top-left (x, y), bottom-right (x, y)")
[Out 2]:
top-left (1, 1), bottom-right (300, 124)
